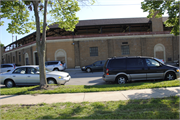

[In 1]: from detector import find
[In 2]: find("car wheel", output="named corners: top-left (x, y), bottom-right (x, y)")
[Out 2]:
top-left (47, 79), bottom-right (56, 84)
top-left (116, 75), bottom-right (127, 84)
top-left (5, 80), bottom-right (15, 88)
top-left (86, 68), bottom-right (91, 73)
top-left (165, 72), bottom-right (175, 80)
top-left (53, 68), bottom-right (59, 71)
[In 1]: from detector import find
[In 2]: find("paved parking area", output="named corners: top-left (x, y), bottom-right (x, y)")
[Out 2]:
top-left (64, 69), bottom-right (107, 85)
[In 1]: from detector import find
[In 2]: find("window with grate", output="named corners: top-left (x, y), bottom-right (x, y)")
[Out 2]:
top-left (121, 45), bottom-right (130, 55)
top-left (90, 47), bottom-right (98, 56)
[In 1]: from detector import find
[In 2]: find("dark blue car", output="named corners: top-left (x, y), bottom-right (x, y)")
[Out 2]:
top-left (81, 60), bottom-right (106, 72)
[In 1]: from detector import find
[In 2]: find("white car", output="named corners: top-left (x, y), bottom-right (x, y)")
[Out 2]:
top-left (0, 64), bottom-right (16, 73)
top-left (0, 65), bottom-right (71, 88)
top-left (45, 61), bottom-right (66, 71)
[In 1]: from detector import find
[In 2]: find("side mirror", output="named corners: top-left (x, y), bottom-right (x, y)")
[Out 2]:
top-left (158, 63), bottom-right (162, 67)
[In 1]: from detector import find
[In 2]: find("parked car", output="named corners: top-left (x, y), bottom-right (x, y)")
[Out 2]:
top-left (81, 60), bottom-right (106, 72)
top-left (0, 63), bottom-right (16, 73)
top-left (0, 65), bottom-right (71, 88)
top-left (45, 61), bottom-right (66, 71)
top-left (103, 56), bottom-right (179, 84)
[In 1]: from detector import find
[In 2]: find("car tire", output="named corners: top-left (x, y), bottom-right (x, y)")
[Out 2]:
top-left (47, 79), bottom-right (56, 84)
top-left (116, 75), bottom-right (127, 84)
top-left (5, 80), bottom-right (15, 88)
top-left (165, 72), bottom-right (175, 80)
top-left (53, 68), bottom-right (59, 71)
top-left (86, 68), bottom-right (91, 73)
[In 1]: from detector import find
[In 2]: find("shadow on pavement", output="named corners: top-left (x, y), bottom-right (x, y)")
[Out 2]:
top-left (84, 79), bottom-right (168, 88)
top-left (126, 87), bottom-right (180, 100)
top-left (0, 95), bottom-right (18, 100)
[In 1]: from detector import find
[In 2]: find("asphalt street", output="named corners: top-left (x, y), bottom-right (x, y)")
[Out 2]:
top-left (65, 69), bottom-right (108, 85)
top-left (1, 66), bottom-right (179, 87)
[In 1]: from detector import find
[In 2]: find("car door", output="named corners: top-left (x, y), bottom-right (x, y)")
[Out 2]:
top-left (100, 61), bottom-right (106, 70)
top-left (1, 65), bottom-right (6, 73)
top-left (145, 58), bottom-right (164, 80)
top-left (93, 61), bottom-right (102, 71)
top-left (45, 62), bottom-right (53, 70)
top-left (46, 62), bottom-right (58, 71)
top-left (12, 67), bottom-right (27, 85)
top-left (26, 67), bottom-right (40, 85)
top-left (126, 58), bottom-right (146, 81)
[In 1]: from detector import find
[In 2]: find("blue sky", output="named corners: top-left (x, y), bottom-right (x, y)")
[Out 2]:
top-left (0, 0), bottom-right (167, 46)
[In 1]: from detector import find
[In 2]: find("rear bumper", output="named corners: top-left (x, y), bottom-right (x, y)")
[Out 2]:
top-left (176, 72), bottom-right (179, 79)
top-left (102, 74), bottom-right (116, 82)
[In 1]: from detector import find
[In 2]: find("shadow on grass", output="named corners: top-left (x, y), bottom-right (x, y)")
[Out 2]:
top-left (35, 92), bottom-right (179, 119)
top-left (1, 86), bottom-right (179, 119)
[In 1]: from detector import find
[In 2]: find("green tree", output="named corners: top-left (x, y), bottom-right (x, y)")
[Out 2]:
top-left (141, 0), bottom-right (179, 36)
top-left (0, 0), bottom-right (94, 88)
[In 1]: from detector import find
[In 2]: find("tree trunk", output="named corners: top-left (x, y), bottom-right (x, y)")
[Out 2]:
top-left (33, 0), bottom-right (48, 89)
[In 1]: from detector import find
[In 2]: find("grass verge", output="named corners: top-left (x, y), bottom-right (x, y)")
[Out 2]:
top-left (1, 96), bottom-right (179, 119)
top-left (0, 79), bottom-right (179, 95)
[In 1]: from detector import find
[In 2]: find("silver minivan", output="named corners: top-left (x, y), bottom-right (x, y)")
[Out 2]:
top-left (0, 64), bottom-right (16, 73)
top-left (45, 61), bottom-right (66, 71)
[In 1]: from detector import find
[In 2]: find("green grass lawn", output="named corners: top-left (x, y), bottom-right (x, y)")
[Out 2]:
top-left (0, 79), bottom-right (179, 95)
top-left (1, 96), bottom-right (179, 119)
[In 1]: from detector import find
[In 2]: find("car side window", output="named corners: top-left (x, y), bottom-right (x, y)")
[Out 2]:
top-left (48, 62), bottom-right (58, 65)
top-left (109, 59), bottom-right (126, 68)
top-left (2, 65), bottom-right (12, 68)
top-left (102, 61), bottom-right (106, 64)
top-left (146, 59), bottom-right (160, 67)
top-left (27, 67), bottom-right (37, 74)
top-left (127, 58), bottom-right (144, 67)
top-left (13, 68), bottom-right (26, 74)
top-left (94, 61), bottom-right (101, 66)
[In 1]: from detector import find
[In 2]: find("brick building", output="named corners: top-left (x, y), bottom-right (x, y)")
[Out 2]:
top-left (2, 17), bottom-right (179, 68)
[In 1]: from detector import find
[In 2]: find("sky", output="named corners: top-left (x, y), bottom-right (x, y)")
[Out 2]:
top-left (0, 0), bottom-right (168, 46)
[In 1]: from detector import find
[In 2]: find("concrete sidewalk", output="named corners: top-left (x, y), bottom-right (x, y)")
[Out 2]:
top-left (0, 87), bottom-right (179, 105)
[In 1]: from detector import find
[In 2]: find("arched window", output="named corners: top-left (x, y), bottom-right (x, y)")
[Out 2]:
top-left (55, 49), bottom-right (67, 68)
top-left (154, 43), bottom-right (166, 62)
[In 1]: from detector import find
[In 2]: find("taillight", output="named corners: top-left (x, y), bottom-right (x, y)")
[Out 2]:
top-left (13, 64), bottom-right (15, 69)
top-left (106, 68), bottom-right (109, 75)
top-left (60, 64), bottom-right (62, 66)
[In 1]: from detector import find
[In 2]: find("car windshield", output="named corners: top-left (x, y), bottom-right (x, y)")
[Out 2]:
top-left (35, 67), bottom-right (52, 73)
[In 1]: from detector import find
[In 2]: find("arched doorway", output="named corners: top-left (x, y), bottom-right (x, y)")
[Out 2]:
top-left (25, 53), bottom-right (29, 65)
top-left (154, 43), bottom-right (166, 62)
top-left (55, 49), bottom-right (67, 68)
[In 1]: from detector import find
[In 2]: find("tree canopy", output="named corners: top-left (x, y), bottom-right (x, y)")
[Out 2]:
top-left (141, 0), bottom-right (179, 36)
top-left (0, 0), bottom-right (81, 34)
top-left (0, 0), bottom-right (94, 88)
